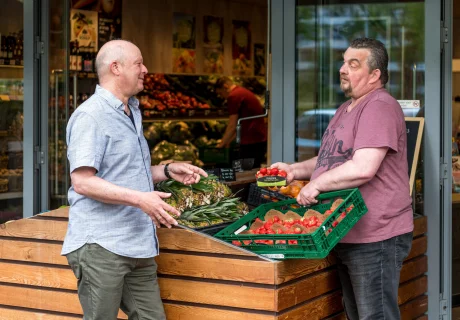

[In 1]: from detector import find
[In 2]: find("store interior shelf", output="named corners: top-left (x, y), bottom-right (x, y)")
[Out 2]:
top-left (453, 193), bottom-right (460, 204)
top-left (0, 64), bottom-right (23, 69)
top-left (0, 192), bottom-right (23, 200)
top-left (0, 95), bottom-right (23, 101)
top-left (143, 116), bottom-right (228, 122)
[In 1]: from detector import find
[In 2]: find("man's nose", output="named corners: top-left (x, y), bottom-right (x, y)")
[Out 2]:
top-left (339, 63), bottom-right (347, 74)
top-left (142, 64), bottom-right (148, 74)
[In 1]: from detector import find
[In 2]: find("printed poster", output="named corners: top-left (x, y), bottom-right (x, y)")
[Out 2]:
top-left (172, 13), bottom-right (196, 73)
top-left (70, 9), bottom-right (98, 49)
top-left (254, 43), bottom-right (266, 76)
top-left (232, 20), bottom-right (251, 76)
top-left (203, 16), bottom-right (224, 74)
top-left (71, 0), bottom-right (122, 49)
top-left (172, 48), bottom-right (196, 73)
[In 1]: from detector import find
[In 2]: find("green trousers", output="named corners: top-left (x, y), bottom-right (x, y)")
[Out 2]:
top-left (66, 243), bottom-right (166, 320)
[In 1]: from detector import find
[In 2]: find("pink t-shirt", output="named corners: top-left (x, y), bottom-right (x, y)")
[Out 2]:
top-left (311, 88), bottom-right (413, 243)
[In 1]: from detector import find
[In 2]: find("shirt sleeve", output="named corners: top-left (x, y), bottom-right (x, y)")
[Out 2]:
top-left (227, 93), bottom-right (244, 116)
top-left (353, 101), bottom-right (401, 153)
top-left (66, 112), bottom-right (106, 173)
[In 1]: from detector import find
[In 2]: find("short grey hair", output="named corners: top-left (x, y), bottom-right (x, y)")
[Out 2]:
top-left (95, 40), bottom-right (133, 80)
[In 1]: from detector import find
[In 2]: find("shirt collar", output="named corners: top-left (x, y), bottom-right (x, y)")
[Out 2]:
top-left (95, 85), bottom-right (139, 110)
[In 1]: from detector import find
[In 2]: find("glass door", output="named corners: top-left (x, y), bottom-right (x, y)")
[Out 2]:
top-left (46, 0), bottom-right (71, 210)
top-left (0, 0), bottom-right (25, 223)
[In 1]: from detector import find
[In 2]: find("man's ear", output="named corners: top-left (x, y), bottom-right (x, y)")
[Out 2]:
top-left (110, 61), bottom-right (121, 76)
top-left (369, 69), bottom-right (381, 84)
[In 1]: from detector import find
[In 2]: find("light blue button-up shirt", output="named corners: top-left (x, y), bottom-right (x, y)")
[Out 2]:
top-left (62, 85), bottom-right (159, 258)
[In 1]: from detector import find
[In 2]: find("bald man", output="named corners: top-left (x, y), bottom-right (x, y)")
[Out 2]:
top-left (62, 40), bottom-right (207, 320)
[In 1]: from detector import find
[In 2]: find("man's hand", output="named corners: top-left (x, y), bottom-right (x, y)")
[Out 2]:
top-left (270, 162), bottom-right (295, 183)
top-left (296, 180), bottom-right (320, 206)
top-left (168, 163), bottom-right (208, 185)
top-left (138, 191), bottom-right (180, 228)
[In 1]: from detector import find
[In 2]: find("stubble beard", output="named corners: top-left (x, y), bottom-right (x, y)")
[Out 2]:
top-left (341, 82), bottom-right (352, 97)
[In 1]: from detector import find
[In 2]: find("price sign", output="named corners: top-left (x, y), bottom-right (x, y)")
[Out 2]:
top-left (219, 168), bottom-right (236, 181)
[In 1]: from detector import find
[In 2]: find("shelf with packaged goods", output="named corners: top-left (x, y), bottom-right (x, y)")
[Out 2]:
top-left (0, 192), bottom-right (23, 200)
top-left (0, 95), bottom-right (23, 102)
top-left (142, 109), bottom-right (228, 122)
top-left (0, 64), bottom-right (23, 69)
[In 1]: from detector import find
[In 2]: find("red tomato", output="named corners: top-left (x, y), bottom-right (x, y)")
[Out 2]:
top-left (316, 222), bottom-right (322, 227)
top-left (266, 240), bottom-right (274, 245)
top-left (243, 240), bottom-right (252, 245)
top-left (288, 240), bottom-right (298, 245)
top-left (276, 229), bottom-right (284, 234)
top-left (271, 168), bottom-right (279, 175)
top-left (340, 212), bottom-right (347, 219)
top-left (324, 210), bottom-right (333, 215)
top-left (232, 241), bottom-right (241, 246)
top-left (273, 216), bottom-right (280, 223)
top-left (260, 167), bottom-right (267, 174)
top-left (264, 221), bottom-right (273, 230)
top-left (294, 227), bottom-right (302, 234)
top-left (266, 168), bottom-right (273, 175)
top-left (259, 228), bottom-right (267, 234)
top-left (266, 229), bottom-right (275, 234)
top-left (276, 240), bottom-right (287, 244)
top-left (346, 206), bottom-right (353, 213)
top-left (278, 170), bottom-right (287, 177)
top-left (332, 221), bottom-right (339, 227)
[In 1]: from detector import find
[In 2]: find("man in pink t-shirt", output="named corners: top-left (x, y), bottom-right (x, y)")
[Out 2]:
top-left (273, 38), bottom-right (413, 320)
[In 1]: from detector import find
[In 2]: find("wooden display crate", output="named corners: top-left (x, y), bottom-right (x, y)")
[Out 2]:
top-left (0, 207), bottom-right (428, 319)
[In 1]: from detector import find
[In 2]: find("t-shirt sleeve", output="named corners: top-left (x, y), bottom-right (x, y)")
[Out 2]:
top-left (353, 101), bottom-right (401, 153)
top-left (66, 112), bottom-right (106, 173)
top-left (227, 93), bottom-right (244, 115)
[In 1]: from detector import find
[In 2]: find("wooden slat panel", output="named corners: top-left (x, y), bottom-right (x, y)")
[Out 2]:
top-left (0, 219), bottom-right (67, 241)
top-left (400, 256), bottom-right (428, 283)
top-left (0, 284), bottom-right (128, 319)
top-left (0, 239), bottom-right (68, 265)
top-left (398, 276), bottom-right (428, 305)
top-left (322, 313), bottom-right (346, 320)
top-left (0, 284), bottom-right (81, 314)
top-left (274, 256), bottom-right (336, 284)
top-left (413, 216), bottom-right (427, 237)
top-left (38, 207), bottom-right (69, 218)
top-left (156, 252), bottom-right (275, 284)
top-left (157, 228), bottom-right (256, 257)
top-left (276, 270), bottom-right (339, 311)
top-left (163, 303), bottom-right (274, 320)
top-left (0, 307), bottom-right (80, 320)
top-left (277, 291), bottom-right (344, 320)
top-left (0, 261), bottom-right (75, 290)
top-left (400, 295), bottom-right (428, 320)
top-left (406, 236), bottom-right (427, 261)
top-left (158, 278), bottom-right (275, 311)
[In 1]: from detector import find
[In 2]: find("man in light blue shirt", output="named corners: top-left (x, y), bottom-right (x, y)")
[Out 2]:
top-left (63, 39), bottom-right (207, 320)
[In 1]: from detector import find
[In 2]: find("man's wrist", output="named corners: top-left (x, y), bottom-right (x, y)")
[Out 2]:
top-left (164, 163), bottom-right (172, 179)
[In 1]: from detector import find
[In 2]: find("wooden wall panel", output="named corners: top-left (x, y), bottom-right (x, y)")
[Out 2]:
top-left (274, 256), bottom-right (336, 285)
top-left (400, 295), bottom-right (428, 320)
top-left (400, 255), bottom-right (428, 283)
top-left (276, 270), bottom-right (339, 311)
top-left (0, 239), bottom-right (68, 265)
top-left (122, 0), bottom-right (267, 75)
top-left (398, 276), bottom-right (428, 305)
top-left (406, 235), bottom-right (427, 261)
top-left (156, 252), bottom-right (275, 284)
top-left (0, 307), bottom-right (80, 320)
top-left (0, 219), bottom-right (67, 241)
top-left (277, 290), bottom-right (344, 320)
top-left (164, 302), bottom-right (275, 320)
top-left (158, 277), bottom-right (276, 311)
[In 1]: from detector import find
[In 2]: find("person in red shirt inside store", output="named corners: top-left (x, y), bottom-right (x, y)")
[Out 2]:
top-left (215, 77), bottom-right (267, 167)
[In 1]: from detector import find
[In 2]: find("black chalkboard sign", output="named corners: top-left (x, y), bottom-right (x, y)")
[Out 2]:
top-left (205, 168), bottom-right (236, 182)
top-left (405, 117), bottom-right (424, 195)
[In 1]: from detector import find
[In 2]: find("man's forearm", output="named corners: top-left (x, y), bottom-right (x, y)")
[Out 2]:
top-left (73, 175), bottom-right (142, 208)
top-left (311, 159), bottom-right (372, 192)
top-left (291, 156), bottom-right (318, 180)
top-left (220, 126), bottom-right (236, 146)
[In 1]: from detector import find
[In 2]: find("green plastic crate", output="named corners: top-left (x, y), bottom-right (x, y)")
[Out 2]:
top-left (214, 188), bottom-right (367, 260)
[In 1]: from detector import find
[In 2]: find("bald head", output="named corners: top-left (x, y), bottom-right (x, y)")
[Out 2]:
top-left (95, 40), bottom-right (135, 81)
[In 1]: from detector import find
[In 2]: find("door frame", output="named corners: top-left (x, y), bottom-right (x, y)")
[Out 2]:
top-left (23, 0), bottom-right (40, 217)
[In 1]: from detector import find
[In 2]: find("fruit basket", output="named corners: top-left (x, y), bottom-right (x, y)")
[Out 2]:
top-left (215, 188), bottom-right (367, 260)
top-left (246, 183), bottom-right (290, 206)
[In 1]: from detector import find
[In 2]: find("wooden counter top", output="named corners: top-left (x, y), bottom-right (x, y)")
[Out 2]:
top-left (224, 168), bottom-right (258, 186)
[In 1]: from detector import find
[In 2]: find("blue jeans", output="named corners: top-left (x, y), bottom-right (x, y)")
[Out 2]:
top-left (334, 232), bottom-right (413, 320)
